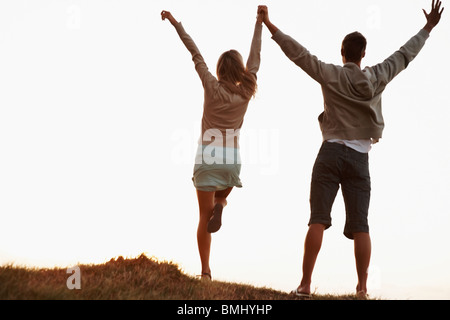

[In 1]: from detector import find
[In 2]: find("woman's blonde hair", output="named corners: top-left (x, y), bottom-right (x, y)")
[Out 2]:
top-left (216, 50), bottom-right (257, 100)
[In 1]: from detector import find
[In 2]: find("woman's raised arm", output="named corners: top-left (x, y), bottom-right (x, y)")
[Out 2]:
top-left (161, 10), bottom-right (217, 92)
top-left (161, 10), bottom-right (178, 26)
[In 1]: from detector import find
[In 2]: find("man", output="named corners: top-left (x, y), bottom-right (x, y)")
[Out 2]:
top-left (258, 1), bottom-right (444, 298)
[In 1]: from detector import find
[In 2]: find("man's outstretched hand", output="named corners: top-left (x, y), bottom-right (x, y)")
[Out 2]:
top-left (423, 0), bottom-right (444, 33)
top-left (258, 5), bottom-right (279, 35)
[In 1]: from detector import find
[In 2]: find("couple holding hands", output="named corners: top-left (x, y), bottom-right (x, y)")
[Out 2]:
top-left (162, 1), bottom-right (444, 299)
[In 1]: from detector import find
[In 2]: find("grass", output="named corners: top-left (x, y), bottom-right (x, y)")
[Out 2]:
top-left (0, 253), bottom-right (369, 300)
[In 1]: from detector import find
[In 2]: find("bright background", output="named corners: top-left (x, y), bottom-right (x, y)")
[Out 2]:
top-left (0, 0), bottom-right (449, 300)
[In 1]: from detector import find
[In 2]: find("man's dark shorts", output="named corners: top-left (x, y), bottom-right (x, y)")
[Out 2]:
top-left (309, 141), bottom-right (371, 239)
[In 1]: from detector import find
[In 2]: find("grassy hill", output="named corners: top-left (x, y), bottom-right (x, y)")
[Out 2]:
top-left (0, 253), bottom-right (366, 300)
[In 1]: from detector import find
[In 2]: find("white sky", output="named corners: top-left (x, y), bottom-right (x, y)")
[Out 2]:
top-left (0, 0), bottom-right (449, 300)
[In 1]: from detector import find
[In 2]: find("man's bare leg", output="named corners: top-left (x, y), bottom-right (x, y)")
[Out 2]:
top-left (296, 224), bottom-right (326, 295)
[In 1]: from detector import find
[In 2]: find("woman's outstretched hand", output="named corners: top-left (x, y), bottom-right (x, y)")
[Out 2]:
top-left (257, 5), bottom-right (279, 35)
top-left (161, 10), bottom-right (178, 26)
top-left (257, 5), bottom-right (269, 24)
top-left (256, 6), bottom-right (264, 24)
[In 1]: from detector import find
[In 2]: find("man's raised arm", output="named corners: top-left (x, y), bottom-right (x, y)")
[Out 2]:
top-left (258, 5), bottom-right (333, 85)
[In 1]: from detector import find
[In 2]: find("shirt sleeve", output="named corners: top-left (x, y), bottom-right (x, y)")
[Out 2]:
top-left (246, 23), bottom-right (263, 76)
top-left (370, 29), bottom-right (429, 88)
top-left (271, 29), bottom-right (333, 85)
top-left (174, 22), bottom-right (218, 91)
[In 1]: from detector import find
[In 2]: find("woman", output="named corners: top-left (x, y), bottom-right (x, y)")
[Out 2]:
top-left (161, 9), bottom-right (263, 280)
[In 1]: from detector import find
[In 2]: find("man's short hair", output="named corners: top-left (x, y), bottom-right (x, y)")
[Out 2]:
top-left (342, 32), bottom-right (367, 63)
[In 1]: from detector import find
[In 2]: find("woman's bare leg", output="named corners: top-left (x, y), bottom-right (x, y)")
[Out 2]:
top-left (207, 187), bottom-right (233, 233)
top-left (214, 187), bottom-right (233, 207)
top-left (196, 190), bottom-right (215, 277)
top-left (196, 187), bottom-right (234, 277)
